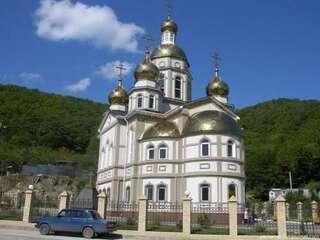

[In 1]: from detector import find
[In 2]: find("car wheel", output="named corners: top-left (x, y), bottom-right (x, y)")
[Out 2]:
top-left (82, 227), bottom-right (94, 239)
top-left (39, 224), bottom-right (50, 235)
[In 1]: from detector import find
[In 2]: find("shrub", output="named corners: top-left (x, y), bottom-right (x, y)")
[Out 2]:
top-left (255, 225), bottom-right (266, 233)
top-left (126, 218), bottom-right (136, 226)
top-left (198, 214), bottom-right (211, 228)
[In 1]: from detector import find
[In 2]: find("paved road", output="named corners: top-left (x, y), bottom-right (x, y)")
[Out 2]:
top-left (0, 229), bottom-right (126, 240)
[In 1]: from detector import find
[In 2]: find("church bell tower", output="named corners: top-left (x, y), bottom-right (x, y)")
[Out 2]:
top-left (150, 8), bottom-right (192, 102)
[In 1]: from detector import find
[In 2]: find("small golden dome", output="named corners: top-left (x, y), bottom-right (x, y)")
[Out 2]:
top-left (108, 84), bottom-right (128, 105)
top-left (134, 55), bottom-right (159, 81)
top-left (206, 75), bottom-right (229, 97)
top-left (183, 111), bottom-right (241, 137)
top-left (142, 121), bottom-right (180, 140)
top-left (151, 44), bottom-right (189, 66)
top-left (161, 19), bottom-right (178, 33)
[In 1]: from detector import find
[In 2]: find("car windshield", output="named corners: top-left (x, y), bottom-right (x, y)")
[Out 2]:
top-left (90, 210), bottom-right (102, 219)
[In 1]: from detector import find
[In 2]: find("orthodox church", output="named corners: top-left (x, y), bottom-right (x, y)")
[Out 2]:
top-left (96, 14), bottom-right (245, 204)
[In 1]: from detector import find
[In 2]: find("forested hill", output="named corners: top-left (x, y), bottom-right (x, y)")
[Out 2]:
top-left (0, 84), bottom-right (106, 171)
top-left (239, 99), bottom-right (320, 199)
top-left (1, 85), bottom-right (320, 199)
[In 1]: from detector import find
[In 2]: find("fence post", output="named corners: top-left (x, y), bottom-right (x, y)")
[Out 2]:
top-left (182, 196), bottom-right (192, 236)
top-left (22, 190), bottom-right (33, 223)
top-left (272, 201), bottom-right (277, 219)
top-left (286, 203), bottom-right (290, 220)
top-left (311, 201), bottom-right (318, 222)
top-left (97, 191), bottom-right (106, 219)
top-left (297, 201), bottom-right (303, 222)
top-left (138, 196), bottom-right (147, 233)
top-left (275, 195), bottom-right (287, 238)
top-left (58, 191), bottom-right (69, 212)
top-left (228, 195), bottom-right (237, 237)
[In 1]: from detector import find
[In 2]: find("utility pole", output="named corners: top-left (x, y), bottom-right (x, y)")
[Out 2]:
top-left (289, 171), bottom-right (293, 191)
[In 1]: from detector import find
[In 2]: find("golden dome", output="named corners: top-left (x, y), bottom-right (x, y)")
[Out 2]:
top-left (206, 75), bottom-right (229, 97)
top-left (183, 111), bottom-right (241, 137)
top-left (151, 44), bottom-right (189, 65)
top-left (134, 55), bottom-right (159, 81)
top-left (142, 121), bottom-right (180, 140)
top-left (161, 19), bottom-right (178, 33)
top-left (108, 84), bottom-right (128, 105)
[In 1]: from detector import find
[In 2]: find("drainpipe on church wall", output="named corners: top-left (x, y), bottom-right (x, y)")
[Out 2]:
top-left (122, 117), bottom-right (129, 201)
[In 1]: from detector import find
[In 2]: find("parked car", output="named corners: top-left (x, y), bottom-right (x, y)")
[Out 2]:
top-left (35, 208), bottom-right (116, 238)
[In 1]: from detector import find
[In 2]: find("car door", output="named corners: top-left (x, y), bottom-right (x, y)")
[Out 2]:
top-left (52, 210), bottom-right (72, 232)
top-left (69, 210), bottom-right (86, 232)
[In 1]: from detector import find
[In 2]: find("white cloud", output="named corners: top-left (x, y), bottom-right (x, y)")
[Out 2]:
top-left (18, 72), bottom-right (42, 83)
top-left (98, 61), bottom-right (133, 80)
top-left (66, 78), bottom-right (91, 92)
top-left (35, 0), bottom-right (145, 52)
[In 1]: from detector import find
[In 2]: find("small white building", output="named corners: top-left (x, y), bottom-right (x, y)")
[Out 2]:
top-left (96, 15), bottom-right (245, 204)
top-left (269, 188), bottom-right (312, 202)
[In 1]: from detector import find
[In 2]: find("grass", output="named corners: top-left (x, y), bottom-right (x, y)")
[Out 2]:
top-left (191, 227), bottom-right (229, 235)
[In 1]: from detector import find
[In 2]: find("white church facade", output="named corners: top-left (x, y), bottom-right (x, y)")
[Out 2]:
top-left (96, 15), bottom-right (245, 204)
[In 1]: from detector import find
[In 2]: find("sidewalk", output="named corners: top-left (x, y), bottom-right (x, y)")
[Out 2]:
top-left (0, 220), bottom-right (318, 240)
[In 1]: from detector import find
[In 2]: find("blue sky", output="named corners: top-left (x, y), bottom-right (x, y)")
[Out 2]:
top-left (0, 0), bottom-right (320, 108)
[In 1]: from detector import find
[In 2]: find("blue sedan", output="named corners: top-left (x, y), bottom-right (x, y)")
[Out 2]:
top-left (35, 208), bottom-right (116, 238)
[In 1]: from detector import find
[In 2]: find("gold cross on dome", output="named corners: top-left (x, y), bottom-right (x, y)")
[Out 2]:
top-left (143, 34), bottom-right (153, 52)
top-left (166, 0), bottom-right (173, 19)
top-left (116, 63), bottom-right (126, 79)
top-left (212, 52), bottom-right (221, 69)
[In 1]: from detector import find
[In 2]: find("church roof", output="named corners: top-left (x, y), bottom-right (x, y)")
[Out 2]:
top-left (151, 44), bottom-right (189, 66)
top-left (182, 110), bottom-right (242, 137)
top-left (141, 120), bottom-right (180, 140)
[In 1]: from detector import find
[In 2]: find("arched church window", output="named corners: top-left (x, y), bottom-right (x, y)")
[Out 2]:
top-left (159, 61), bottom-right (165, 68)
top-left (200, 139), bottom-right (210, 157)
top-left (200, 184), bottom-right (210, 202)
top-left (170, 33), bottom-right (174, 42)
top-left (149, 95), bottom-right (155, 109)
top-left (147, 145), bottom-right (155, 160)
top-left (125, 186), bottom-right (130, 202)
top-left (228, 184), bottom-right (236, 198)
top-left (175, 62), bottom-right (181, 69)
top-left (159, 144), bottom-right (168, 159)
top-left (157, 184), bottom-right (166, 201)
top-left (227, 140), bottom-right (235, 157)
top-left (158, 74), bottom-right (165, 94)
top-left (137, 94), bottom-right (143, 108)
top-left (106, 188), bottom-right (111, 203)
top-left (145, 184), bottom-right (153, 201)
top-left (175, 76), bottom-right (182, 99)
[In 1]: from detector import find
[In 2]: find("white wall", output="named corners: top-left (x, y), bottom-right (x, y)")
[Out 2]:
top-left (183, 135), bottom-right (218, 160)
top-left (185, 161), bottom-right (218, 173)
top-left (186, 177), bottom-right (218, 202)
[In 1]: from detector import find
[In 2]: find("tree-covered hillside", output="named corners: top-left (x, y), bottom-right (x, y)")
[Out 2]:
top-left (1, 85), bottom-right (320, 200)
top-left (0, 85), bottom-right (106, 172)
top-left (239, 99), bottom-right (320, 199)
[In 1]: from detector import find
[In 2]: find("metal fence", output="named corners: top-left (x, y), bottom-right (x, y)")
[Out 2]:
top-left (0, 192), bottom-right (25, 221)
top-left (237, 204), bottom-right (277, 236)
top-left (105, 201), bottom-right (139, 230)
top-left (191, 202), bottom-right (229, 235)
top-left (147, 202), bottom-right (183, 232)
top-left (287, 207), bottom-right (320, 238)
top-left (31, 194), bottom-right (59, 223)
top-left (69, 199), bottom-right (95, 209)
